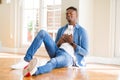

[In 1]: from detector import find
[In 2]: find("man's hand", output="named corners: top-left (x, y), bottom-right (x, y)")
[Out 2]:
top-left (62, 34), bottom-right (73, 44)
top-left (57, 34), bottom-right (73, 47)
top-left (63, 34), bottom-right (77, 50)
top-left (57, 35), bottom-right (66, 47)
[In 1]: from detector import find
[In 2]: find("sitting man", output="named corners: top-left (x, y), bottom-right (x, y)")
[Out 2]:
top-left (11, 6), bottom-right (89, 77)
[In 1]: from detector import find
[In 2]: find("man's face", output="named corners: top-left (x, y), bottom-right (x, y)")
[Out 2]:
top-left (66, 9), bottom-right (78, 23)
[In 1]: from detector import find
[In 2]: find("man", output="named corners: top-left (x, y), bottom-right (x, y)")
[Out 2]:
top-left (12, 6), bottom-right (88, 77)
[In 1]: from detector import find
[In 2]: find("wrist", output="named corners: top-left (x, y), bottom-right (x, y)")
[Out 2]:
top-left (70, 42), bottom-right (77, 49)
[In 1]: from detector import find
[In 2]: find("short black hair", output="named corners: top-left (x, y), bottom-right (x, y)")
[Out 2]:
top-left (66, 6), bottom-right (77, 12)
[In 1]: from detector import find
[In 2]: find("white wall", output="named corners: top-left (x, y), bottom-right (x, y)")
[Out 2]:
top-left (0, 0), bottom-right (14, 48)
top-left (115, 0), bottom-right (120, 57)
top-left (79, 0), bottom-right (94, 56)
top-left (79, 0), bottom-right (120, 65)
top-left (79, 0), bottom-right (111, 58)
top-left (93, 0), bottom-right (111, 57)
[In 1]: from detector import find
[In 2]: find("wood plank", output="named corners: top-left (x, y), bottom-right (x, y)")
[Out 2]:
top-left (0, 53), bottom-right (120, 80)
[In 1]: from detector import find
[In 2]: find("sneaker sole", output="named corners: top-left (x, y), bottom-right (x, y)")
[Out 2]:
top-left (23, 58), bottom-right (38, 76)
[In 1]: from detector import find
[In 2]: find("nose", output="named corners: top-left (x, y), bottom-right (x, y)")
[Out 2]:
top-left (67, 13), bottom-right (71, 16)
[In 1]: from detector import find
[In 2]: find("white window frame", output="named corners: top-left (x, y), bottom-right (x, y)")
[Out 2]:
top-left (14, 0), bottom-right (61, 48)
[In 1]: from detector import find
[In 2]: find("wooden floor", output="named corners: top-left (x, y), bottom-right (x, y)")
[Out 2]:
top-left (0, 53), bottom-right (120, 80)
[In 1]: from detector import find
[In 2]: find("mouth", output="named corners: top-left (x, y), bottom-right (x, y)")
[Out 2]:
top-left (66, 17), bottom-right (71, 21)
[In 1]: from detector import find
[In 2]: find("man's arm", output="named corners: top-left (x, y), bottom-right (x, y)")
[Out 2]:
top-left (74, 29), bottom-right (89, 56)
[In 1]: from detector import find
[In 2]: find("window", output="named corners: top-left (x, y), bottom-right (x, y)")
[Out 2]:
top-left (47, 0), bottom-right (61, 40)
top-left (21, 0), bottom-right (61, 46)
top-left (22, 0), bottom-right (40, 45)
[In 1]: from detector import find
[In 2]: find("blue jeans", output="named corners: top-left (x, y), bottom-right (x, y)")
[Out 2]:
top-left (24, 30), bottom-right (73, 75)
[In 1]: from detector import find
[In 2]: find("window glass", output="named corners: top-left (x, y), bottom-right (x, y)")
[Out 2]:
top-left (22, 0), bottom-right (61, 46)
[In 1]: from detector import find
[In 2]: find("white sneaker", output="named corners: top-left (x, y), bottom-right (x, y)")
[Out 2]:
top-left (23, 58), bottom-right (39, 77)
top-left (11, 59), bottom-right (29, 70)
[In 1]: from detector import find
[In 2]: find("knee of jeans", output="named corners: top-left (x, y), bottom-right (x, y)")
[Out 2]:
top-left (38, 30), bottom-right (46, 38)
top-left (48, 58), bottom-right (57, 65)
top-left (47, 58), bottom-right (57, 68)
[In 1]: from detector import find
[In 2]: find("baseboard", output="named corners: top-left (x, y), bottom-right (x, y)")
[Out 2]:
top-left (0, 47), bottom-right (27, 53)
top-left (0, 47), bottom-right (48, 57)
top-left (0, 47), bottom-right (120, 65)
top-left (86, 56), bottom-right (120, 65)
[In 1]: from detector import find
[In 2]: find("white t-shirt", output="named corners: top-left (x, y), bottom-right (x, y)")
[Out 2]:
top-left (59, 25), bottom-right (76, 62)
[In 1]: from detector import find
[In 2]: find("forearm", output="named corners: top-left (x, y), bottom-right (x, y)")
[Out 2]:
top-left (75, 44), bottom-right (88, 56)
